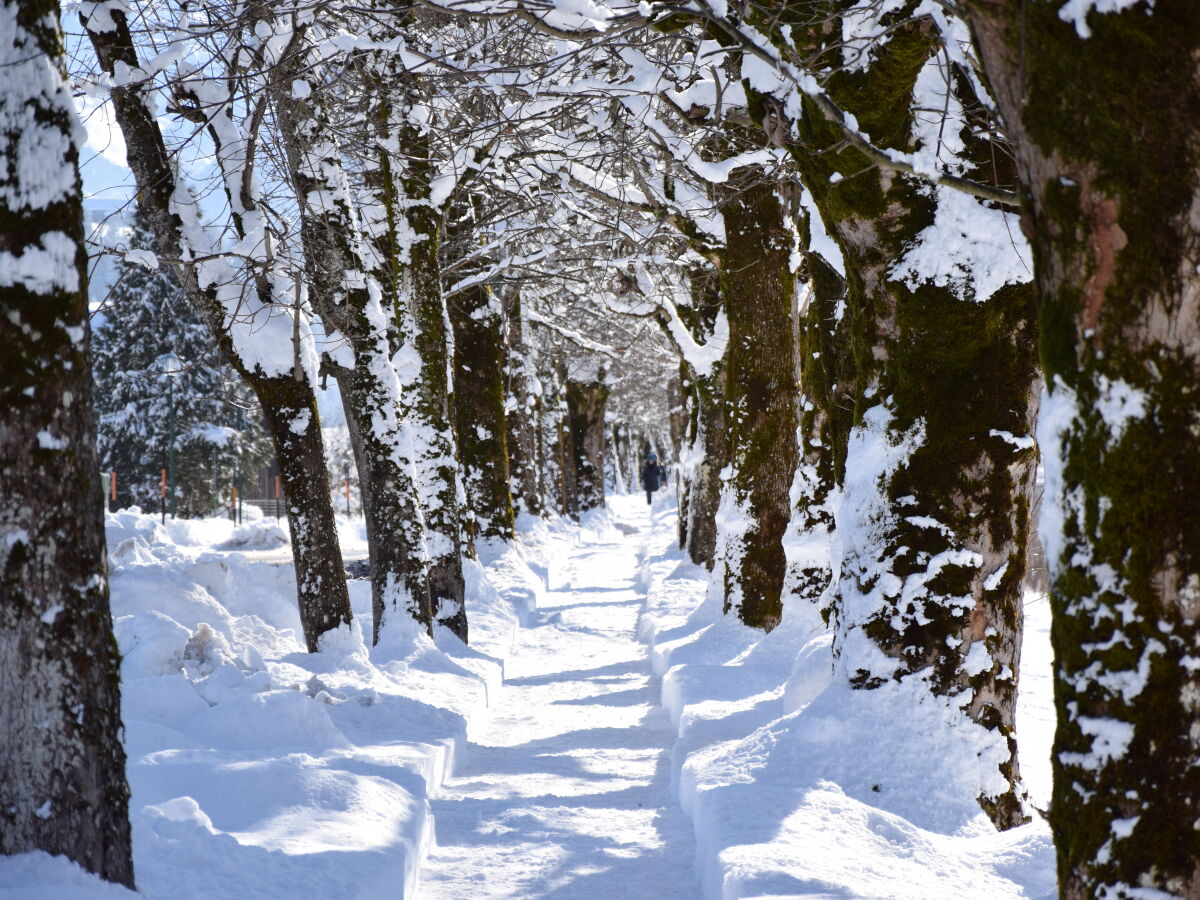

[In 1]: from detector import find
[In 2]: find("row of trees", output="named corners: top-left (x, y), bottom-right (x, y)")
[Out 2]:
top-left (2, 0), bottom-right (1197, 896)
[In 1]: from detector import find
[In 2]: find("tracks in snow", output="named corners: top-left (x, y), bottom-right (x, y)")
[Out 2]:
top-left (417, 496), bottom-right (699, 899)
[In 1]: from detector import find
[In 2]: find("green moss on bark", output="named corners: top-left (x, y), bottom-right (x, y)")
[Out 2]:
top-left (968, 0), bottom-right (1200, 888)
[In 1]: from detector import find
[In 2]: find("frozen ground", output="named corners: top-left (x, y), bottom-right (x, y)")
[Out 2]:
top-left (1, 493), bottom-right (1057, 899)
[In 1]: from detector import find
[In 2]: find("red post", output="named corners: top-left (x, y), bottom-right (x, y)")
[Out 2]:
top-left (110, 471), bottom-right (116, 503)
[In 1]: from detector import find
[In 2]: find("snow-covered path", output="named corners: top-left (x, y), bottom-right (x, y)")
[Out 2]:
top-left (419, 496), bottom-right (700, 899)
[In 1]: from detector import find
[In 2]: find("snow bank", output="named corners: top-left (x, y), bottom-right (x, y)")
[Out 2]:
top-left (0, 508), bottom-right (559, 899)
top-left (635, 505), bottom-right (1057, 900)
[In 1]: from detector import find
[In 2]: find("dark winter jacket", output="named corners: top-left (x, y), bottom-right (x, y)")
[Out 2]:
top-left (641, 461), bottom-right (664, 492)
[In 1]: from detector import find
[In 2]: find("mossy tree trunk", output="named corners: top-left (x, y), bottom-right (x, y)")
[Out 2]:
top-left (0, 0), bottom-right (133, 883)
top-left (715, 175), bottom-right (799, 630)
top-left (788, 247), bottom-right (848, 606)
top-left (970, 2), bottom-right (1200, 890)
top-left (503, 289), bottom-right (543, 516)
top-left (85, 8), bottom-right (352, 654)
top-left (550, 379), bottom-right (579, 519)
top-left (451, 282), bottom-right (515, 542)
top-left (379, 103), bottom-right (468, 641)
top-left (565, 378), bottom-right (610, 513)
top-left (770, 7), bottom-right (1039, 827)
top-left (274, 51), bottom-right (431, 643)
top-left (677, 267), bottom-right (726, 570)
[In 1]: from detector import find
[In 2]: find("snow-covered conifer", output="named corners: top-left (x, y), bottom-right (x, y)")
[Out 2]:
top-left (93, 209), bottom-right (272, 516)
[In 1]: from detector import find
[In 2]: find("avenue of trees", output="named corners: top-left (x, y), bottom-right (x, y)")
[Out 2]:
top-left (1, 0), bottom-right (1197, 896)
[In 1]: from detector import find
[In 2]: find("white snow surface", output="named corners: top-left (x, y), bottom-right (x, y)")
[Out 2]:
top-left (1, 495), bottom-right (1057, 898)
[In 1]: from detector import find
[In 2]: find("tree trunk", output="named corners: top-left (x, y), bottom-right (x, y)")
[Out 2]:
top-left (565, 378), bottom-right (611, 513)
top-left (787, 248), bottom-right (845, 605)
top-left (716, 176), bottom-right (799, 631)
top-left (397, 140), bottom-right (468, 640)
top-left (781, 13), bottom-right (1038, 828)
top-left (451, 283), bottom-right (515, 542)
top-left (84, 8), bottom-right (352, 653)
top-left (687, 368), bottom-right (726, 569)
top-left (503, 290), bottom-right (543, 516)
top-left (553, 392), bottom-right (579, 519)
top-left (970, 2), bottom-right (1200, 890)
top-left (273, 55), bottom-right (431, 642)
top-left (257, 378), bottom-right (356, 651)
top-left (0, 0), bottom-right (133, 883)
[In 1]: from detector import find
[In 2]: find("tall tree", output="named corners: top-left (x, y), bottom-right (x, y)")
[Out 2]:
top-left (270, 29), bottom-right (433, 643)
top-left (0, 0), bottom-right (133, 883)
top-left (968, 0), bottom-right (1200, 891)
top-left (565, 372), bottom-right (611, 513)
top-left (713, 172), bottom-right (800, 630)
top-left (83, 3), bottom-right (353, 652)
top-left (704, 0), bottom-right (1040, 826)
top-left (451, 281), bottom-right (517, 542)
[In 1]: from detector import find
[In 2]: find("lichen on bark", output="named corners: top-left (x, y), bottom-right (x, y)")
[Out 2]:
top-left (760, 1), bottom-right (1040, 827)
top-left (1, 0), bottom-right (133, 882)
top-left (716, 174), bottom-right (800, 631)
top-left (969, 0), bottom-right (1200, 890)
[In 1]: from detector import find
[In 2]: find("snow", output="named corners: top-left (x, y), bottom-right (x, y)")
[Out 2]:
top-left (0, 494), bottom-right (1058, 899)
top-left (1058, 0), bottom-right (1153, 38)
top-left (0, 231), bottom-right (81, 294)
top-left (889, 185), bottom-right (1032, 303)
top-left (0, 505), bottom-right (544, 899)
top-left (123, 249), bottom-right (158, 270)
top-left (36, 429), bottom-right (68, 450)
top-left (638, 499), bottom-right (1058, 899)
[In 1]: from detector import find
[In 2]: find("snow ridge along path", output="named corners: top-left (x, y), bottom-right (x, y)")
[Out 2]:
top-left (419, 495), bottom-right (700, 899)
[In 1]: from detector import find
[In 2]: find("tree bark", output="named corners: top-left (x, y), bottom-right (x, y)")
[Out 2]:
top-left (565, 378), bottom-right (611, 513)
top-left (0, 0), bottom-right (133, 882)
top-left (553, 389), bottom-right (579, 519)
top-left (503, 290), bottom-right (543, 516)
top-left (969, 1), bottom-right (1200, 890)
top-left (675, 264), bottom-right (727, 568)
top-left (770, 8), bottom-right (1039, 827)
top-left (787, 248), bottom-right (845, 605)
top-left (716, 176), bottom-right (799, 631)
top-left (451, 283), bottom-right (516, 542)
top-left (273, 52), bottom-right (431, 642)
top-left (686, 367), bottom-right (726, 569)
top-left (84, 7), bottom-right (352, 653)
top-left (396, 120), bottom-right (468, 641)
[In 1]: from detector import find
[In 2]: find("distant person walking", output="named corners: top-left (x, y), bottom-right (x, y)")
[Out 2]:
top-left (641, 452), bottom-right (664, 506)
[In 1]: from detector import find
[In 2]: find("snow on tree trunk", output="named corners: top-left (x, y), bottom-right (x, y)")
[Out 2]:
top-left (394, 119), bottom-right (468, 642)
top-left (84, 6), bottom-right (352, 653)
top-left (551, 386), bottom-right (580, 519)
top-left (0, 0), bottom-right (133, 882)
top-left (683, 367), bottom-right (725, 570)
top-left (676, 265), bottom-right (727, 569)
top-left (969, 1), bottom-right (1200, 889)
top-left (781, 15), bottom-right (1038, 828)
top-left (714, 176), bottom-right (799, 631)
top-left (565, 378), bottom-right (610, 513)
top-left (503, 289), bottom-right (543, 516)
top-left (273, 55), bottom-right (431, 642)
top-left (451, 283), bottom-right (516, 542)
top-left (786, 247), bottom-right (845, 607)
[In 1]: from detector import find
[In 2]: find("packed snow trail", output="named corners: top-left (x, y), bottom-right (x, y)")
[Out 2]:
top-left (419, 495), bottom-right (700, 899)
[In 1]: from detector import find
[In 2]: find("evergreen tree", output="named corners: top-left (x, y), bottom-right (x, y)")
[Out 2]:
top-left (92, 209), bottom-right (272, 517)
